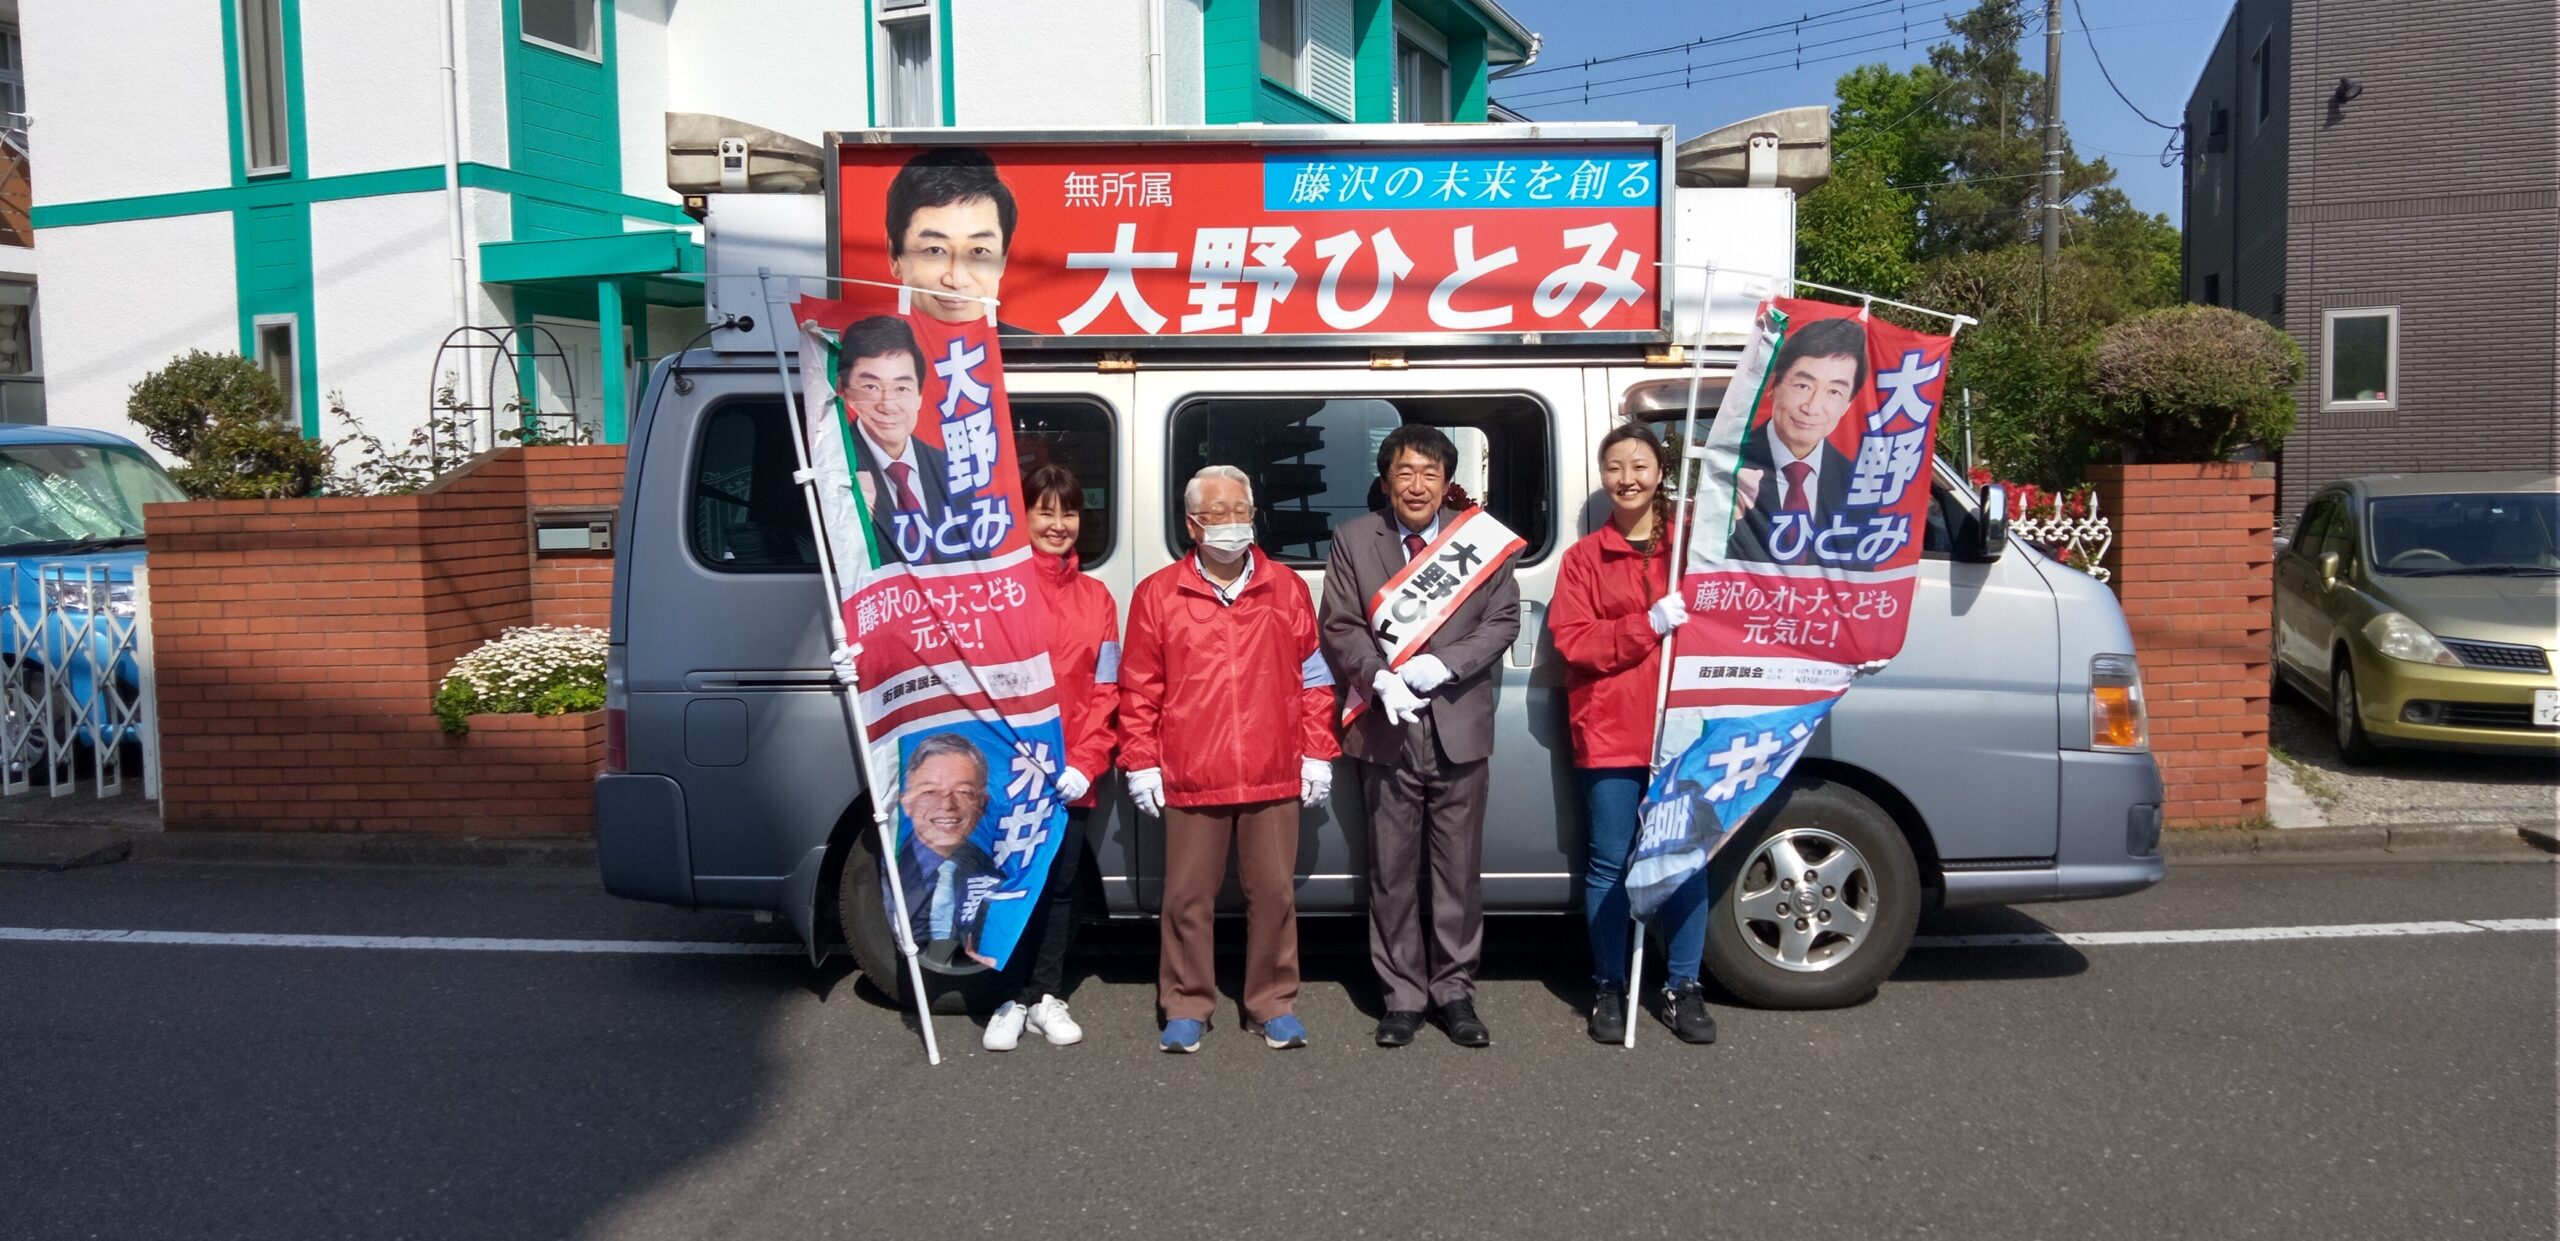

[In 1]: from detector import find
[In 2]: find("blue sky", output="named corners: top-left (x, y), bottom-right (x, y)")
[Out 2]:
top-left (1485, 0), bottom-right (2235, 225)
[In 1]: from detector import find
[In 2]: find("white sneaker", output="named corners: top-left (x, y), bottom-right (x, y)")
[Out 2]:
top-left (983, 1001), bottom-right (1027, 1052)
top-left (1025, 994), bottom-right (1084, 1046)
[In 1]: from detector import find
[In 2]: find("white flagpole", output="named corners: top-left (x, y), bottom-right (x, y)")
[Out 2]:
top-left (757, 270), bottom-right (942, 1066)
top-left (1625, 264), bottom-right (1718, 1048)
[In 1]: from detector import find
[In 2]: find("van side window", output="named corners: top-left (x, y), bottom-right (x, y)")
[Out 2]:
top-left (691, 399), bottom-right (820, 572)
top-left (1169, 394), bottom-right (1553, 567)
top-left (1012, 397), bottom-right (1118, 565)
top-left (689, 396), bottom-right (1120, 573)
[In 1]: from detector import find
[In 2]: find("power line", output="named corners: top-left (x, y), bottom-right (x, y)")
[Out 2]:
top-left (1836, 74), bottom-right (1964, 161)
top-left (2071, 0), bottom-right (2181, 130)
top-left (1495, 0), bottom-right (1901, 82)
top-left (1498, 6), bottom-right (1971, 106)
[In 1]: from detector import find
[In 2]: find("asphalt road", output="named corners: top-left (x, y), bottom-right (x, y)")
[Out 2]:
top-left (2, 856), bottom-right (2553, 1241)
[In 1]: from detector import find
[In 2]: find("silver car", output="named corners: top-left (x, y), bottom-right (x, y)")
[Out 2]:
top-left (595, 346), bottom-right (2165, 1012)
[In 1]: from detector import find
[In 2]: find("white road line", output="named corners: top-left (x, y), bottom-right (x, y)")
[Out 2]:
top-left (0, 918), bottom-right (2552, 958)
top-left (0, 927), bottom-right (802, 955)
top-left (1910, 918), bottom-right (2560, 950)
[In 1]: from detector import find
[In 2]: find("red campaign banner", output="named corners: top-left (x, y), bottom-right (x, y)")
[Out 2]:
top-left (1665, 298), bottom-right (1954, 712)
top-left (833, 139), bottom-right (1666, 342)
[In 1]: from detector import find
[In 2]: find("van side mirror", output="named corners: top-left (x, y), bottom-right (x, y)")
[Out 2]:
top-left (2319, 550), bottom-right (2340, 588)
top-left (1967, 483), bottom-right (2009, 562)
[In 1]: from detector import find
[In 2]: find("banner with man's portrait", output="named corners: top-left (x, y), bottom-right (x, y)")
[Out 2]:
top-left (1631, 298), bottom-right (1953, 916)
top-left (794, 287), bottom-right (1070, 971)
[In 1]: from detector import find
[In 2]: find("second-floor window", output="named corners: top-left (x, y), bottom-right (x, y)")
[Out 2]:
top-left (238, 0), bottom-right (289, 174)
top-left (521, 0), bottom-right (601, 60)
top-left (1394, 10), bottom-right (1450, 123)
top-left (0, 25), bottom-right (25, 146)
top-left (1260, 0), bottom-right (1355, 118)
top-left (878, 0), bottom-right (938, 127)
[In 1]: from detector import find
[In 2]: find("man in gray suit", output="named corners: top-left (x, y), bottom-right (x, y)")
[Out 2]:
top-left (1319, 425), bottom-right (1521, 1049)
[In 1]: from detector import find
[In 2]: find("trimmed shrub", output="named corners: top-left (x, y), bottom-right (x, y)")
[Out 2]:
top-left (126, 350), bottom-right (330, 499)
top-left (2089, 305), bottom-right (2303, 463)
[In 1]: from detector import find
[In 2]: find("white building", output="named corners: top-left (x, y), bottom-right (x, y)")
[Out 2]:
top-left (27, 0), bottom-right (1531, 454)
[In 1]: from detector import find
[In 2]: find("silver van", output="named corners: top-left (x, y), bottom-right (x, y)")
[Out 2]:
top-left (595, 337), bottom-right (2165, 1012)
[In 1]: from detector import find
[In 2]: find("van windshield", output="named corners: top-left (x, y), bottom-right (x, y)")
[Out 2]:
top-left (0, 444), bottom-right (188, 553)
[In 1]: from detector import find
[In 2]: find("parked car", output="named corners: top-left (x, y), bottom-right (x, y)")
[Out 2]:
top-left (2273, 472), bottom-right (2560, 764)
top-left (596, 343), bottom-right (2167, 1013)
top-left (0, 426), bottom-right (187, 781)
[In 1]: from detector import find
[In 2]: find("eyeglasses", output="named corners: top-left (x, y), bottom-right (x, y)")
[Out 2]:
top-left (845, 381), bottom-right (919, 403)
top-left (1189, 506), bottom-right (1254, 523)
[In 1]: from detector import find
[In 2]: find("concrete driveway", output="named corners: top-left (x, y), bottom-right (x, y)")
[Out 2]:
top-left (2268, 687), bottom-right (2560, 830)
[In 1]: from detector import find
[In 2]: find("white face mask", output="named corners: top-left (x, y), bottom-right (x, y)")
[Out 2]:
top-left (1196, 523), bottom-right (1254, 561)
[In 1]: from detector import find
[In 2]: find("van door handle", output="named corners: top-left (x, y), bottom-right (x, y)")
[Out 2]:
top-left (1509, 601), bottom-right (1542, 667)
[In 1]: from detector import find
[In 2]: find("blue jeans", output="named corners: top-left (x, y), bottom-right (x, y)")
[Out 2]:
top-left (1581, 767), bottom-right (1710, 990)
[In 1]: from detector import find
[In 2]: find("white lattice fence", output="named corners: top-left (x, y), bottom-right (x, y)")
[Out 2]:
top-left (2012, 491), bottom-right (2115, 583)
top-left (0, 561), bottom-right (159, 800)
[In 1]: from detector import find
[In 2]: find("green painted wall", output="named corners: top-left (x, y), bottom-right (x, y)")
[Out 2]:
top-left (1353, 0), bottom-right (1395, 122)
top-left (1451, 26), bottom-right (1488, 121)
top-left (217, 0), bottom-right (321, 436)
top-left (1256, 80), bottom-right (1338, 124)
top-left (1202, 0), bottom-right (1259, 123)
top-left (501, 0), bottom-right (624, 241)
top-left (1208, 0), bottom-right (1505, 126)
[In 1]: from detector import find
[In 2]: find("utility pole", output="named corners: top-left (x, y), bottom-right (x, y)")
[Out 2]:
top-left (2041, 0), bottom-right (2064, 268)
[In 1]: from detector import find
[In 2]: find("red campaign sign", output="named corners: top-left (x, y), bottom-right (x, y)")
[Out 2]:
top-left (1665, 299), bottom-right (1954, 709)
top-left (834, 139), bottom-right (1666, 342)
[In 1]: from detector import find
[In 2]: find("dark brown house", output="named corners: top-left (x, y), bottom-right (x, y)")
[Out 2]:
top-left (2182, 0), bottom-right (2559, 520)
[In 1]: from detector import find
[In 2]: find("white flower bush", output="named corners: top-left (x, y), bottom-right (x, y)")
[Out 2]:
top-left (433, 624), bottom-right (609, 734)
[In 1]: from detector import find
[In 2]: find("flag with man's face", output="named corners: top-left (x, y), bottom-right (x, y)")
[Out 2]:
top-left (1631, 298), bottom-right (1952, 922)
top-left (793, 294), bottom-right (1068, 971)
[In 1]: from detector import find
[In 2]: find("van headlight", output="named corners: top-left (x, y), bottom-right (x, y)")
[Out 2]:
top-left (2363, 612), bottom-right (2459, 666)
top-left (2090, 653), bottom-right (2149, 752)
top-left (44, 580), bottom-right (137, 619)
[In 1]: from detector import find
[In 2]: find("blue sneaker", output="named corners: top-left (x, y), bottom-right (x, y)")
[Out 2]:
top-left (1159, 1018), bottom-right (1204, 1053)
top-left (1248, 1012), bottom-right (1308, 1049)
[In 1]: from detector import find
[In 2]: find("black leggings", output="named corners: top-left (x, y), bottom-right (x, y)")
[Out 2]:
top-left (1008, 808), bottom-right (1091, 1004)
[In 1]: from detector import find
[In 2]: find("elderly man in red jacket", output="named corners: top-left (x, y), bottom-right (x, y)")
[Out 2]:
top-left (1120, 465), bottom-right (1340, 1054)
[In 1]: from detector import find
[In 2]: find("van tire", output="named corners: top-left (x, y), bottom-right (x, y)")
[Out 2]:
top-left (1700, 779), bottom-right (1920, 1010)
top-left (837, 823), bottom-right (1012, 1017)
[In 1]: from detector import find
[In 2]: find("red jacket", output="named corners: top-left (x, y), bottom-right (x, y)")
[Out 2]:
top-left (1119, 548), bottom-right (1341, 807)
top-left (1549, 522), bottom-right (1674, 769)
top-left (1034, 551), bottom-right (1119, 808)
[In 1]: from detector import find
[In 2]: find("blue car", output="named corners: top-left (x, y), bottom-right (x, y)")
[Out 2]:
top-left (0, 426), bottom-right (188, 780)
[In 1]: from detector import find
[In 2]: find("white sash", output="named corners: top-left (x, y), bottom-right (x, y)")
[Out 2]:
top-left (1342, 506), bottom-right (1526, 727)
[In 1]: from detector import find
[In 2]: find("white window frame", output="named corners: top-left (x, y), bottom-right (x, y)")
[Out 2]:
top-left (252, 313), bottom-right (301, 426)
top-left (1394, 6), bottom-right (1451, 124)
top-left (2321, 307), bottom-right (2399, 412)
top-left (237, 0), bottom-right (290, 176)
top-left (519, 0), bottom-right (603, 63)
top-left (874, 1), bottom-right (941, 128)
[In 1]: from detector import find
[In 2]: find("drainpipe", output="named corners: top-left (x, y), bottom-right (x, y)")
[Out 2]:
top-left (1147, 0), bottom-right (1168, 124)
top-left (439, 0), bottom-right (470, 341)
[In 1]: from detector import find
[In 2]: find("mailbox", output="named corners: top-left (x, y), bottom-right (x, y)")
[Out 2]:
top-left (531, 507), bottom-right (615, 556)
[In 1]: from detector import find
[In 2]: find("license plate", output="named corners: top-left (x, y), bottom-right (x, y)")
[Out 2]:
top-left (2537, 689), bottom-right (2560, 728)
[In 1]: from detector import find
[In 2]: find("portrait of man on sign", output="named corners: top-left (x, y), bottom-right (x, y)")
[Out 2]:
top-left (884, 147), bottom-right (1030, 335)
top-left (1726, 316), bottom-right (1868, 566)
top-left (892, 731), bottom-right (1000, 961)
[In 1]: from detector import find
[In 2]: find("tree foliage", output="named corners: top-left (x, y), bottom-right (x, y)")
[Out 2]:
top-left (126, 351), bottom-right (330, 500)
top-left (2090, 305), bottom-right (2302, 463)
top-left (1795, 160), bottom-right (1919, 298)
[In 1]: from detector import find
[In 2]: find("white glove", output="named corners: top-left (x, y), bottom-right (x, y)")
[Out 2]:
top-left (1851, 659), bottom-right (1890, 679)
top-left (1299, 756), bottom-right (1333, 807)
top-left (1398, 654), bottom-right (1453, 695)
top-left (1128, 767), bottom-right (1165, 817)
top-left (1647, 593), bottom-right (1689, 636)
top-left (829, 643), bottom-right (861, 686)
top-left (1371, 669), bottom-right (1429, 725)
top-left (1055, 765), bottom-right (1091, 803)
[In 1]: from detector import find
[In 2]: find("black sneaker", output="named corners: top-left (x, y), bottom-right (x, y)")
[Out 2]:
top-left (1438, 998), bottom-right (1492, 1047)
top-left (1375, 1010), bottom-right (1424, 1047)
top-left (1588, 986), bottom-right (1627, 1043)
top-left (1658, 981), bottom-right (1718, 1044)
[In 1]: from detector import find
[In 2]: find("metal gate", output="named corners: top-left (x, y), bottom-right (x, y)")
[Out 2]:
top-left (0, 561), bottom-right (159, 801)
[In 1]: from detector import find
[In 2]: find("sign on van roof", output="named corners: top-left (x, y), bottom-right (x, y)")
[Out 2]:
top-left (828, 125), bottom-right (1674, 349)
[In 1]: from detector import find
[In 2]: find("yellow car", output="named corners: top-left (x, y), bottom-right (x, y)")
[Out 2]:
top-left (2272, 473), bottom-right (2560, 764)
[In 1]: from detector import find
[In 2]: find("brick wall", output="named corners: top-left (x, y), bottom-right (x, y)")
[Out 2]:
top-left (145, 446), bottom-right (626, 834)
top-left (2089, 462), bottom-right (2278, 826)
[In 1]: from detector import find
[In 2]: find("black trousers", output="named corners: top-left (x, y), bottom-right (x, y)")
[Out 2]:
top-left (1007, 807), bottom-right (1090, 1004)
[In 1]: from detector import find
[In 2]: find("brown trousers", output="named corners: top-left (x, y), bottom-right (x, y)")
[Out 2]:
top-left (1359, 741), bottom-right (1490, 1012)
top-left (1159, 798), bottom-right (1302, 1024)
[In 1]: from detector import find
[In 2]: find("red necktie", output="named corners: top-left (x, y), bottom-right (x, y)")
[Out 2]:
top-left (1781, 461), bottom-right (1813, 513)
top-left (887, 461), bottom-right (922, 512)
top-left (1403, 533), bottom-right (1426, 561)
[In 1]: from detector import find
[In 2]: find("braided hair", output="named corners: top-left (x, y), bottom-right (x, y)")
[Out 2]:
top-left (1596, 422), bottom-right (1674, 556)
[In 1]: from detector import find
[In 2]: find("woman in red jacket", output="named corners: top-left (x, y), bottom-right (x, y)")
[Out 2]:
top-left (1548, 423), bottom-right (1717, 1047)
top-left (983, 464), bottom-right (1120, 1053)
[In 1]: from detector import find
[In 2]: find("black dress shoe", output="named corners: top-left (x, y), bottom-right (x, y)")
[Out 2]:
top-left (1658, 980), bottom-right (1718, 1044)
top-left (1588, 986), bottom-right (1627, 1044)
top-left (1438, 998), bottom-right (1491, 1047)
top-left (1375, 1010), bottom-right (1424, 1047)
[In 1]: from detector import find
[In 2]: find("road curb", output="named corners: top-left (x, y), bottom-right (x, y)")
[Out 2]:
top-left (135, 831), bottom-right (596, 870)
top-left (0, 826), bottom-right (137, 872)
top-left (2165, 823), bottom-right (2555, 860)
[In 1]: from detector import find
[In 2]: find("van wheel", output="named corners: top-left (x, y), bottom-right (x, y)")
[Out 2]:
top-left (2331, 662), bottom-right (2383, 766)
top-left (837, 823), bottom-right (1014, 1017)
top-left (1701, 779), bottom-right (1920, 1010)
